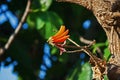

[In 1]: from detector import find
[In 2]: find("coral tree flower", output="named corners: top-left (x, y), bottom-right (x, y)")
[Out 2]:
top-left (47, 25), bottom-right (69, 55)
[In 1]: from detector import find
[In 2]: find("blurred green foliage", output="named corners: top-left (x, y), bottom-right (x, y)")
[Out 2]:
top-left (66, 62), bottom-right (92, 80)
top-left (0, 0), bottom-right (110, 80)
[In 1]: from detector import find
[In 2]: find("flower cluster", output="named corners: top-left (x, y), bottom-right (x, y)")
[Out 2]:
top-left (47, 25), bottom-right (69, 55)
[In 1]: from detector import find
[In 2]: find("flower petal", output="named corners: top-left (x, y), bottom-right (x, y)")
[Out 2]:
top-left (52, 25), bottom-right (65, 38)
top-left (53, 35), bottom-right (69, 43)
top-left (52, 29), bottom-right (69, 40)
top-left (47, 37), bottom-right (54, 46)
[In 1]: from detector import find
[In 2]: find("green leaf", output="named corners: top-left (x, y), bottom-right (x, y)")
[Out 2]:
top-left (105, 40), bottom-right (109, 46)
top-left (92, 43), bottom-right (106, 53)
top-left (58, 54), bottom-right (69, 63)
top-left (27, 11), bottom-right (63, 39)
top-left (104, 47), bottom-right (111, 61)
top-left (40, 0), bottom-right (52, 11)
top-left (51, 47), bottom-right (58, 55)
top-left (27, 14), bottom-right (35, 27)
top-left (48, 12), bottom-right (63, 26)
top-left (37, 12), bottom-right (63, 39)
top-left (39, 22), bottom-right (56, 39)
top-left (66, 62), bottom-right (92, 80)
top-left (36, 17), bottom-right (45, 29)
top-left (104, 75), bottom-right (109, 80)
top-left (78, 63), bottom-right (92, 80)
top-left (30, 0), bottom-right (52, 12)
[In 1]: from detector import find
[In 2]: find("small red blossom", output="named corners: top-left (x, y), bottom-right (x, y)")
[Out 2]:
top-left (47, 25), bottom-right (69, 55)
top-left (47, 25), bottom-right (69, 45)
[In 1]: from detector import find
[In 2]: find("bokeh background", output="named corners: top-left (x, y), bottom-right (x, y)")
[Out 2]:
top-left (0, 0), bottom-right (110, 80)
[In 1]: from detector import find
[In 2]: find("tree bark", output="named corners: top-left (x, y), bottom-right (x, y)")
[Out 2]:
top-left (57, 0), bottom-right (120, 80)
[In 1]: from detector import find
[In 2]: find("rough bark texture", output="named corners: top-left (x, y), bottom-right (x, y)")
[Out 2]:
top-left (57, 0), bottom-right (120, 80)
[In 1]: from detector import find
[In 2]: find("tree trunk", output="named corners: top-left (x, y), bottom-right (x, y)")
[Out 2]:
top-left (57, 0), bottom-right (120, 80)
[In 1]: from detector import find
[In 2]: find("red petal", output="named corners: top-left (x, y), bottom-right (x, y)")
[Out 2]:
top-left (52, 25), bottom-right (65, 38)
top-left (52, 29), bottom-right (69, 40)
top-left (53, 35), bottom-right (69, 43)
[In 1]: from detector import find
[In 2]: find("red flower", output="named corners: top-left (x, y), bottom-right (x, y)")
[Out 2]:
top-left (47, 25), bottom-right (69, 55)
top-left (47, 25), bottom-right (69, 45)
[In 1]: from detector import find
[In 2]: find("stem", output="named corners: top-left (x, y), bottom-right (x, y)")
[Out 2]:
top-left (67, 38), bottom-right (80, 47)
top-left (0, 0), bottom-right (31, 55)
top-left (65, 49), bottom-right (83, 53)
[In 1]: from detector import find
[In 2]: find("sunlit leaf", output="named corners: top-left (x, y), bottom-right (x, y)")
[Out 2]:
top-left (36, 17), bottom-right (45, 29)
top-left (78, 63), bottom-right (92, 80)
top-left (104, 47), bottom-right (111, 61)
top-left (30, 0), bottom-right (52, 12)
top-left (40, 0), bottom-right (52, 11)
top-left (105, 40), bottom-right (109, 46)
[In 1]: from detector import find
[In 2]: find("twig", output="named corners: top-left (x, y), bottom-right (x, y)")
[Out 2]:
top-left (63, 45), bottom-right (88, 49)
top-left (0, 0), bottom-right (31, 55)
top-left (80, 36), bottom-right (95, 45)
top-left (64, 44), bottom-right (104, 66)
top-left (65, 49), bottom-right (83, 53)
top-left (67, 38), bottom-right (80, 47)
top-left (80, 36), bottom-right (103, 59)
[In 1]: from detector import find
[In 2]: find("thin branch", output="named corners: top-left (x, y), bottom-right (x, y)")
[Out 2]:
top-left (63, 45), bottom-right (88, 49)
top-left (80, 36), bottom-right (95, 45)
top-left (64, 44), bottom-right (104, 67)
top-left (0, 0), bottom-right (31, 55)
top-left (67, 38), bottom-right (80, 47)
top-left (65, 49), bottom-right (83, 53)
top-left (80, 36), bottom-right (104, 59)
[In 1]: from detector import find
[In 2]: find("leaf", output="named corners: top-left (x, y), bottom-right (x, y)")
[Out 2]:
top-left (40, 0), bottom-right (52, 11)
top-left (78, 63), bottom-right (92, 80)
top-left (105, 40), bottom-right (109, 46)
top-left (104, 47), bottom-right (111, 61)
top-left (27, 13), bottom-right (37, 28)
top-left (58, 54), bottom-right (69, 63)
top-left (27, 11), bottom-right (63, 39)
top-left (92, 43), bottom-right (106, 53)
top-left (66, 62), bottom-right (92, 80)
top-left (48, 12), bottom-right (63, 26)
top-left (36, 16), bottom-right (45, 29)
top-left (51, 47), bottom-right (58, 55)
top-left (30, 0), bottom-right (52, 12)
top-left (104, 75), bottom-right (109, 80)
top-left (37, 12), bottom-right (63, 39)
top-left (39, 22), bottom-right (56, 39)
